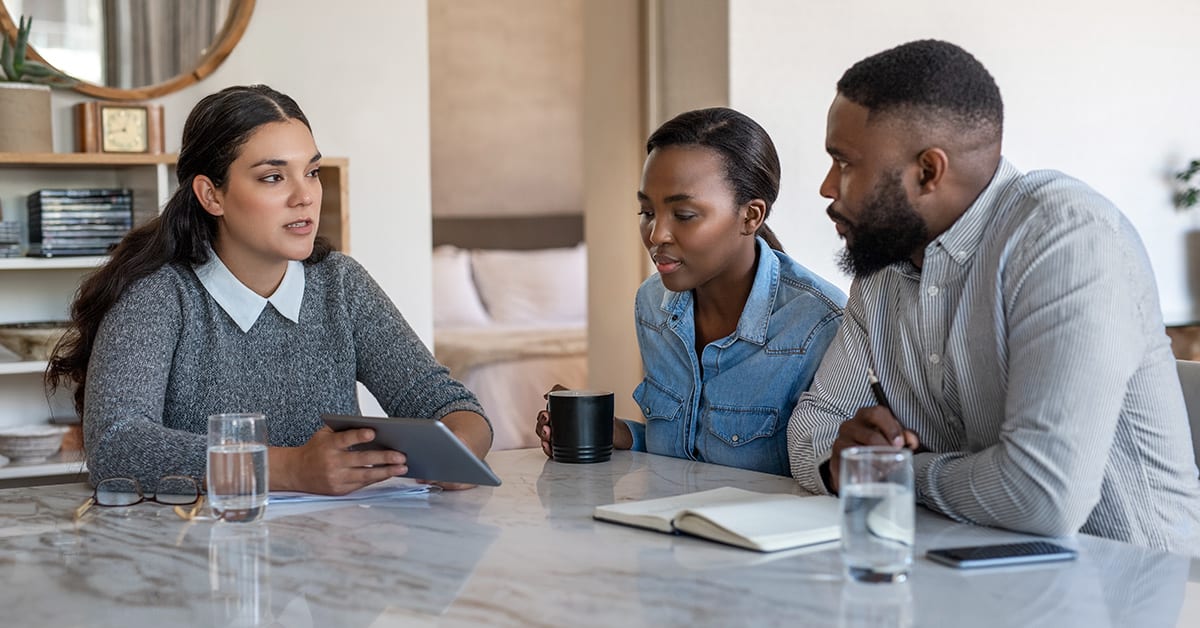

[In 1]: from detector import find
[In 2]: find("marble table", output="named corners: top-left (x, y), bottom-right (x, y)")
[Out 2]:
top-left (0, 448), bottom-right (1195, 627)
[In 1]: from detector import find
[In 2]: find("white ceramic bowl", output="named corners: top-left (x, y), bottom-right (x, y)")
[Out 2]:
top-left (0, 426), bottom-right (70, 463)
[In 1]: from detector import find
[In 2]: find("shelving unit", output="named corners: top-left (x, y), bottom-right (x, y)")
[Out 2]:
top-left (0, 361), bottom-right (47, 376)
top-left (0, 256), bottom-right (107, 270)
top-left (0, 152), bottom-right (350, 482)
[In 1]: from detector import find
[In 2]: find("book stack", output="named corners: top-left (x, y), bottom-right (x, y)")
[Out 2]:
top-left (26, 188), bottom-right (133, 257)
top-left (0, 221), bottom-right (21, 257)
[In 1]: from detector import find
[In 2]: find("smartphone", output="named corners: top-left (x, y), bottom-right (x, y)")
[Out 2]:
top-left (926, 541), bottom-right (1077, 569)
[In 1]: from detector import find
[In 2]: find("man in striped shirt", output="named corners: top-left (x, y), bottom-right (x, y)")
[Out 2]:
top-left (787, 39), bottom-right (1200, 554)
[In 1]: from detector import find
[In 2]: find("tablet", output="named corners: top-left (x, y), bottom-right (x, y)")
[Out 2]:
top-left (321, 414), bottom-right (501, 487)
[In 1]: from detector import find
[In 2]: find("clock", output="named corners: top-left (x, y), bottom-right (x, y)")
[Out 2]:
top-left (75, 102), bottom-right (165, 154)
top-left (101, 106), bottom-right (148, 152)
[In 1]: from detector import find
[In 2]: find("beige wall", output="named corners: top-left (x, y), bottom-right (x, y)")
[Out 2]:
top-left (428, 0), bottom-right (583, 218)
top-left (48, 0), bottom-right (439, 344)
top-left (582, 0), bottom-right (645, 420)
top-left (651, 0), bottom-right (729, 126)
top-left (729, 0), bottom-right (1200, 324)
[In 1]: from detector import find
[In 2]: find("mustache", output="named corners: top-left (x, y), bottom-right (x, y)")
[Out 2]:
top-left (826, 205), bottom-right (854, 227)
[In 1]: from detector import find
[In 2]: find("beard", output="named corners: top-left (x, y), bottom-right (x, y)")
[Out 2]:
top-left (831, 171), bottom-right (928, 278)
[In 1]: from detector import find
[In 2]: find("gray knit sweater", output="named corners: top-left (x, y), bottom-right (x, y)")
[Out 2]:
top-left (83, 252), bottom-right (486, 490)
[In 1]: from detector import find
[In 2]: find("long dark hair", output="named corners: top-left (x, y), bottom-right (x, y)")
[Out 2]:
top-left (645, 107), bottom-right (784, 251)
top-left (47, 84), bottom-right (331, 414)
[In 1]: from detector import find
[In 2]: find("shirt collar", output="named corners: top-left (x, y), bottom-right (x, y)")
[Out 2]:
top-left (194, 251), bottom-right (305, 332)
top-left (928, 157), bottom-right (1022, 267)
top-left (658, 236), bottom-right (778, 346)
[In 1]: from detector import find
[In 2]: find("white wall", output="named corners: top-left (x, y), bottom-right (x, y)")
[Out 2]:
top-left (729, 0), bottom-right (1200, 324)
top-left (48, 0), bottom-right (437, 343)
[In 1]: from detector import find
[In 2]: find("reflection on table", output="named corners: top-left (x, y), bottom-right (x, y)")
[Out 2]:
top-left (0, 449), bottom-right (1194, 627)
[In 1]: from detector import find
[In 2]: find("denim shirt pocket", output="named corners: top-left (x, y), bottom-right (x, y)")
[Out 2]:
top-left (706, 405), bottom-right (780, 446)
top-left (633, 378), bottom-right (685, 455)
top-left (703, 404), bottom-right (787, 475)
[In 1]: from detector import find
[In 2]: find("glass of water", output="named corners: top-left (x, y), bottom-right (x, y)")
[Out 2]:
top-left (207, 413), bottom-right (269, 523)
top-left (839, 446), bottom-right (914, 583)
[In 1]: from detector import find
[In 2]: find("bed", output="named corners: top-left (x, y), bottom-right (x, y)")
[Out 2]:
top-left (430, 216), bottom-right (588, 451)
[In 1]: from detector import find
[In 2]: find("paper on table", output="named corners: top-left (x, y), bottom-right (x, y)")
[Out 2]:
top-left (269, 477), bottom-right (441, 503)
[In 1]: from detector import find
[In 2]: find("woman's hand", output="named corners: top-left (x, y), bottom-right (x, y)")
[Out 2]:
top-left (535, 408), bottom-right (554, 458)
top-left (270, 427), bottom-right (408, 495)
top-left (535, 384), bottom-right (570, 458)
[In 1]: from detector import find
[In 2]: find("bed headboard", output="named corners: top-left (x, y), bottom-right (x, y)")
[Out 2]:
top-left (432, 215), bottom-right (583, 251)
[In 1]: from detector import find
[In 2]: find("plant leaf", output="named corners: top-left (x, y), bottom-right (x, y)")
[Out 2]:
top-left (18, 61), bottom-right (76, 85)
top-left (0, 37), bottom-right (14, 81)
top-left (14, 15), bottom-right (30, 70)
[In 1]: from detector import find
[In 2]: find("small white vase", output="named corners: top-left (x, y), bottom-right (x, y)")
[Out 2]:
top-left (0, 83), bottom-right (52, 153)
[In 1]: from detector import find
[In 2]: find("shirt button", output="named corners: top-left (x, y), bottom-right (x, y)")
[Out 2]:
top-left (731, 434), bottom-right (740, 442)
top-left (644, 406), bottom-right (652, 414)
top-left (928, 353), bottom-right (941, 365)
top-left (927, 286), bottom-right (940, 296)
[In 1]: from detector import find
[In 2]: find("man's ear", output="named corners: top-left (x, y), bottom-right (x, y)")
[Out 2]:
top-left (741, 199), bottom-right (767, 235)
top-left (915, 147), bottom-right (948, 194)
top-left (192, 175), bottom-right (223, 217)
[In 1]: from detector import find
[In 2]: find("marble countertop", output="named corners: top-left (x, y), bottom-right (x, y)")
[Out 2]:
top-left (0, 448), bottom-right (1195, 627)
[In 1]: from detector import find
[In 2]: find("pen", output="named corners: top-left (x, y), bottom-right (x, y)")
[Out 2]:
top-left (867, 367), bottom-right (891, 410)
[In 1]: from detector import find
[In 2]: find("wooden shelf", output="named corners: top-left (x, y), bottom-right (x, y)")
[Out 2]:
top-left (0, 361), bottom-right (48, 376)
top-left (0, 152), bottom-right (177, 167)
top-left (0, 256), bottom-right (107, 271)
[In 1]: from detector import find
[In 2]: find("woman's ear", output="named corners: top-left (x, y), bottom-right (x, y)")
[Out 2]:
top-left (741, 200), bottom-right (767, 235)
top-left (192, 175), bottom-right (224, 217)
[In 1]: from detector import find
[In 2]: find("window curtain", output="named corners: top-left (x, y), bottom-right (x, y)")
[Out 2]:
top-left (102, 0), bottom-right (230, 88)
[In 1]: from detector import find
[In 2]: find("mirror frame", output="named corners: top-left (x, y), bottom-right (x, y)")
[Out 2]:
top-left (0, 0), bottom-right (255, 101)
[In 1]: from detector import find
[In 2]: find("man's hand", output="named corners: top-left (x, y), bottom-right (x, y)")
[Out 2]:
top-left (829, 406), bottom-right (920, 492)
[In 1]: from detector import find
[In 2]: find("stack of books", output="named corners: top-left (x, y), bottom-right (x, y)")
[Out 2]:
top-left (0, 221), bottom-right (20, 258)
top-left (26, 189), bottom-right (133, 257)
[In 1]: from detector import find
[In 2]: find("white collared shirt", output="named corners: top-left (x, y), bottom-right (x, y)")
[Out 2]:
top-left (193, 252), bottom-right (305, 332)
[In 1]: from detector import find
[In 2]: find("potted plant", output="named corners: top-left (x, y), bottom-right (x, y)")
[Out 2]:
top-left (1176, 159), bottom-right (1200, 211)
top-left (0, 15), bottom-right (74, 153)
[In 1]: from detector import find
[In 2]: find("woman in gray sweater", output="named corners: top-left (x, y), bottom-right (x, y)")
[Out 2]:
top-left (47, 85), bottom-right (492, 495)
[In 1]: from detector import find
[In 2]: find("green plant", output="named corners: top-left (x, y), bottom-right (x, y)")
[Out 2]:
top-left (0, 15), bottom-right (74, 85)
top-left (1177, 159), bottom-right (1200, 211)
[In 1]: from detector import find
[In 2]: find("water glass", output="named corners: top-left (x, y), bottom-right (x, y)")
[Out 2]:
top-left (207, 413), bottom-right (269, 523)
top-left (839, 446), bottom-right (914, 583)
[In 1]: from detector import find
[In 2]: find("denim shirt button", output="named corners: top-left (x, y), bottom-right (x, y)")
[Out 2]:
top-left (731, 434), bottom-right (740, 442)
top-left (644, 405), bottom-right (652, 414)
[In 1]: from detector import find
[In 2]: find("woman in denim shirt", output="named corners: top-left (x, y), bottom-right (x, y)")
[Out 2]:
top-left (537, 108), bottom-right (846, 476)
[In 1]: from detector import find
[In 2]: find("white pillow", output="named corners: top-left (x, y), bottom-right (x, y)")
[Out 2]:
top-left (432, 245), bottom-right (492, 327)
top-left (471, 244), bottom-right (587, 325)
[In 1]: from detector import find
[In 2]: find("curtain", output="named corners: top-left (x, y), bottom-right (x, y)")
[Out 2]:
top-left (102, 0), bottom-right (231, 88)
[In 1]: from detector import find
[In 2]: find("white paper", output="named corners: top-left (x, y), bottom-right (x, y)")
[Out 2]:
top-left (269, 477), bottom-right (440, 504)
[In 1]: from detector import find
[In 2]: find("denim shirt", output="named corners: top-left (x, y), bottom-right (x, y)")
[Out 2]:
top-left (623, 237), bottom-right (846, 476)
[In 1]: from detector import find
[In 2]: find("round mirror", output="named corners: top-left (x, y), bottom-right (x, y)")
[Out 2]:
top-left (0, 0), bottom-right (254, 100)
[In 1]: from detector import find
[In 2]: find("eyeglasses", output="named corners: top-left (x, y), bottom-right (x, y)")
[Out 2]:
top-left (74, 476), bottom-right (202, 521)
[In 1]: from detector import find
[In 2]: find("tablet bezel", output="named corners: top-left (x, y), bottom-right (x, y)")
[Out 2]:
top-left (320, 414), bottom-right (501, 487)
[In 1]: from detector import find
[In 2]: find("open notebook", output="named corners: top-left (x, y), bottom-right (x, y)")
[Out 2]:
top-left (594, 486), bottom-right (840, 552)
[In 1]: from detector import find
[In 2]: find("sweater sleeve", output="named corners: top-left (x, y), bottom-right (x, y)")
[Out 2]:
top-left (83, 268), bottom-right (208, 491)
top-left (341, 257), bottom-right (490, 434)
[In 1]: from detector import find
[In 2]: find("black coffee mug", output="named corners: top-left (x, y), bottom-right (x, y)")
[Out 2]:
top-left (548, 390), bottom-right (614, 463)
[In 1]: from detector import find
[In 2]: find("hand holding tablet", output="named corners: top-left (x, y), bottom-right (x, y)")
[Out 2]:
top-left (321, 414), bottom-right (502, 487)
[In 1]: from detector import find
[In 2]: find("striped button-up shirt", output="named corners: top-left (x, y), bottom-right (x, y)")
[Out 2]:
top-left (788, 158), bottom-right (1200, 554)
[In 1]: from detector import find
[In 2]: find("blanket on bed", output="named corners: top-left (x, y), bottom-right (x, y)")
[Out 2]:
top-left (434, 326), bottom-right (588, 378)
